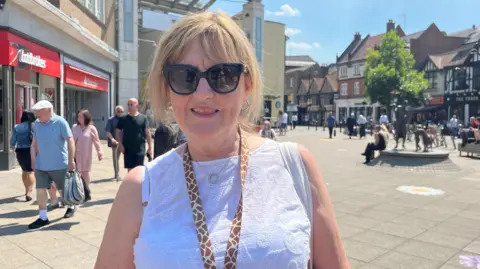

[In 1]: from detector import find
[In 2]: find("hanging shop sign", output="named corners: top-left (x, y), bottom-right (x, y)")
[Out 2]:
top-left (0, 30), bottom-right (60, 77)
top-left (64, 64), bottom-right (109, 92)
top-left (445, 92), bottom-right (480, 105)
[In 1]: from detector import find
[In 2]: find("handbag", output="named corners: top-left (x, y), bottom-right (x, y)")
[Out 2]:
top-left (74, 126), bottom-right (91, 202)
top-left (278, 142), bottom-right (314, 269)
top-left (63, 170), bottom-right (86, 206)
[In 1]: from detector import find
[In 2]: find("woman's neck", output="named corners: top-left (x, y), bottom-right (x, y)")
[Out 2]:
top-left (186, 127), bottom-right (241, 162)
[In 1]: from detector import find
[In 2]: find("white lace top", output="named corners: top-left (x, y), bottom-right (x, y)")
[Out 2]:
top-left (133, 139), bottom-right (311, 269)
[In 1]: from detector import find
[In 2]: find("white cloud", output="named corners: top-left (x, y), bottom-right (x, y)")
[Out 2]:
top-left (285, 28), bottom-right (302, 36)
top-left (266, 4), bottom-right (300, 16)
top-left (287, 42), bottom-right (321, 50)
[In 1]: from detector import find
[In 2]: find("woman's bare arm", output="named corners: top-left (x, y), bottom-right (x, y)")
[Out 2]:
top-left (298, 144), bottom-right (350, 269)
top-left (95, 167), bottom-right (144, 269)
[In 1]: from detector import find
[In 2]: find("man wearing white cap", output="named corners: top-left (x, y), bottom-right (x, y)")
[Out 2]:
top-left (29, 100), bottom-right (76, 229)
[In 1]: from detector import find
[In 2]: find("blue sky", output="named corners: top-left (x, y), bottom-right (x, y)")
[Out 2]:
top-left (208, 0), bottom-right (480, 64)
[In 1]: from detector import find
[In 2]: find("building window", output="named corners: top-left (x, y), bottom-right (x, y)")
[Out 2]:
top-left (255, 17), bottom-right (263, 63)
top-left (454, 67), bottom-right (469, 90)
top-left (0, 67), bottom-right (3, 152)
top-left (340, 83), bottom-right (347, 96)
top-left (354, 64), bottom-right (360, 75)
top-left (474, 66), bottom-right (480, 90)
top-left (424, 71), bottom-right (437, 89)
top-left (353, 82), bottom-right (360, 95)
top-left (81, 0), bottom-right (104, 22)
top-left (124, 0), bottom-right (134, 42)
top-left (289, 77), bottom-right (294, 88)
top-left (340, 66), bottom-right (347, 77)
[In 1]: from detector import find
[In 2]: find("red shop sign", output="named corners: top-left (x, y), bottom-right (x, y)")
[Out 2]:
top-left (64, 64), bottom-right (109, 92)
top-left (0, 31), bottom-right (61, 78)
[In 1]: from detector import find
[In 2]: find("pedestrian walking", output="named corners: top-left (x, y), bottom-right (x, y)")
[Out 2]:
top-left (28, 100), bottom-right (76, 229)
top-left (10, 111), bottom-right (36, 201)
top-left (153, 121), bottom-right (180, 158)
top-left (116, 98), bottom-right (152, 172)
top-left (291, 113), bottom-right (298, 130)
top-left (105, 106), bottom-right (124, 180)
top-left (259, 120), bottom-right (276, 140)
top-left (357, 114), bottom-right (367, 139)
top-left (346, 113), bottom-right (356, 139)
top-left (327, 112), bottom-right (336, 138)
top-left (72, 109), bottom-right (103, 186)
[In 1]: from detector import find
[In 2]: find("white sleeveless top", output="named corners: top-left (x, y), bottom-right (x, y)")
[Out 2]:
top-left (133, 139), bottom-right (311, 269)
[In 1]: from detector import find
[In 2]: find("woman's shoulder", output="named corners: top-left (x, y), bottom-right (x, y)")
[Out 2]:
top-left (146, 149), bottom-right (181, 173)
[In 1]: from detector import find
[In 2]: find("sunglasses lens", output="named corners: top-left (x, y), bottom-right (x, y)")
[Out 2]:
top-left (208, 64), bottom-right (242, 93)
top-left (167, 66), bottom-right (198, 94)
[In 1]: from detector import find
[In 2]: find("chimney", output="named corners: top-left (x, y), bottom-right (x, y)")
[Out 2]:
top-left (354, 32), bottom-right (361, 42)
top-left (387, 19), bottom-right (395, 32)
top-left (473, 24), bottom-right (476, 30)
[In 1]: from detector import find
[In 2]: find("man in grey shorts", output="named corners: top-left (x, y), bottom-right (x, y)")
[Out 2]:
top-left (29, 100), bottom-right (76, 229)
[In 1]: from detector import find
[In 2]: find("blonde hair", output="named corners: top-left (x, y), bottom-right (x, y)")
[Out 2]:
top-left (146, 11), bottom-right (263, 128)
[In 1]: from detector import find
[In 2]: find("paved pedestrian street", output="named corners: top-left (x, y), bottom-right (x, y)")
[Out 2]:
top-left (0, 127), bottom-right (479, 269)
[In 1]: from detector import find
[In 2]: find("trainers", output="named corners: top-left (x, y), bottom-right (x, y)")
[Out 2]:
top-left (64, 207), bottom-right (76, 219)
top-left (25, 195), bottom-right (32, 202)
top-left (47, 202), bottom-right (62, 211)
top-left (28, 218), bottom-right (50, 229)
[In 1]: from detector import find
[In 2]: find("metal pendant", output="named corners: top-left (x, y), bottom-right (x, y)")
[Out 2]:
top-left (208, 174), bottom-right (219, 185)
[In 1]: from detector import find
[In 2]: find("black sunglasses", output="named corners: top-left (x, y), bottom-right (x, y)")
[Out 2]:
top-left (163, 63), bottom-right (247, 95)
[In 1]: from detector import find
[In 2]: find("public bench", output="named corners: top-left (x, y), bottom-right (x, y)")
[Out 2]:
top-left (458, 142), bottom-right (480, 157)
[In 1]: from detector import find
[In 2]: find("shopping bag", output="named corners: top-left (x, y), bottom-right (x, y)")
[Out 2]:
top-left (63, 171), bottom-right (86, 206)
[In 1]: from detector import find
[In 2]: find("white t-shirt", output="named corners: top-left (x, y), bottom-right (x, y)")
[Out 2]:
top-left (282, 113), bottom-right (288, 124)
top-left (292, 115), bottom-right (298, 122)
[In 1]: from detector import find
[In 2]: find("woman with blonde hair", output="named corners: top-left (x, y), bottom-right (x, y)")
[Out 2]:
top-left (96, 11), bottom-right (348, 269)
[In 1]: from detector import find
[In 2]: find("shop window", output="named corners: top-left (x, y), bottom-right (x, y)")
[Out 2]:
top-left (289, 77), bottom-right (294, 88)
top-left (39, 74), bottom-right (57, 112)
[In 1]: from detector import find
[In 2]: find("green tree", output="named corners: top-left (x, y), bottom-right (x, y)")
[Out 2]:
top-left (364, 30), bottom-right (428, 115)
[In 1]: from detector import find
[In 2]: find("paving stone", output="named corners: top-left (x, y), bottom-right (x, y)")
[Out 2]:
top-left (370, 222), bottom-right (427, 239)
top-left (350, 230), bottom-right (408, 250)
top-left (394, 240), bottom-right (460, 263)
top-left (343, 239), bottom-right (390, 262)
top-left (368, 251), bottom-right (443, 269)
top-left (414, 230), bottom-right (473, 249)
top-left (463, 240), bottom-right (480, 254)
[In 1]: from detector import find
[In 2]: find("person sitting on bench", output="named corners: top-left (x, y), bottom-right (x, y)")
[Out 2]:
top-left (362, 125), bottom-right (388, 164)
top-left (461, 117), bottom-right (480, 146)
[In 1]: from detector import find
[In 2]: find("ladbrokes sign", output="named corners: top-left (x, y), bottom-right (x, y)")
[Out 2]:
top-left (0, 30), bottom-right (60, 77)
top-left (17, 49), bottom-right (47, 68)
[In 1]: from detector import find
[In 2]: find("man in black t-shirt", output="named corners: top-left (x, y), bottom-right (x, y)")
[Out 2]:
top-left (116, 98), bottom-right (152, 171)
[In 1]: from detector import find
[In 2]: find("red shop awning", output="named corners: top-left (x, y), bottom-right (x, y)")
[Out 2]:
top-left (64, 64), bottom-right (109, 92)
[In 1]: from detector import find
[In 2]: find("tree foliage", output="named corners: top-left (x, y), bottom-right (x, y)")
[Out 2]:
top-left (364, 30), bottom-right (429, 109)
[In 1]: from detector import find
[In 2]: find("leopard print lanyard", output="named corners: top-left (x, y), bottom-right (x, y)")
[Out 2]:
top-left (183, 129), bottom-right (249, 269)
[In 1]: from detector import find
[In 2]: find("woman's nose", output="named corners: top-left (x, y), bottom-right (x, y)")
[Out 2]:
top-left (193, 78), bottom-right (214, 100)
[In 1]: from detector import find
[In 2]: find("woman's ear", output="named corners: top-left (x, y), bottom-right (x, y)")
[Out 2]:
top-left (244, 75), bottom-right (253, 94)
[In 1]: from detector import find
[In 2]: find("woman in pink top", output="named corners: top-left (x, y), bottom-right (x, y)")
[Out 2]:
top-left (73, 110), bottom-right (103, 185)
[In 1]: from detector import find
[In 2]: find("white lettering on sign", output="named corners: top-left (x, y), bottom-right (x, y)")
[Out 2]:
top-left (84, 77), bottom-right (98, 87)
top-left (17, 49), bottom-right (47, 68)
top-left (455, 96), bottom-right (479, 102)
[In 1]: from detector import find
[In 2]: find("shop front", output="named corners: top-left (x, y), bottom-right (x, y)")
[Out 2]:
top-left (0, 30), bottom-right (61, 170)
top-left (335, 97), bottom-right (380, 124)
top-left (445, 92), bottom-right (480, 124)
top-left (62, 56), bottom-right (110, 134)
